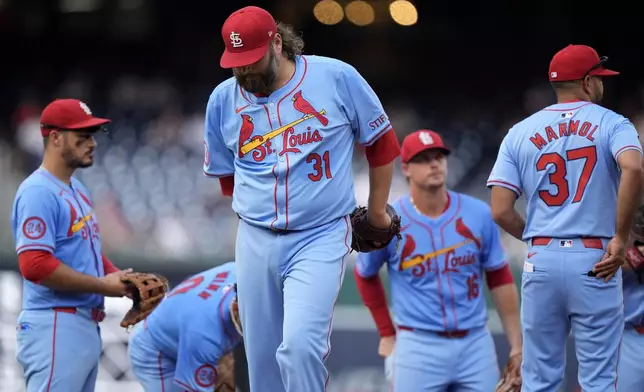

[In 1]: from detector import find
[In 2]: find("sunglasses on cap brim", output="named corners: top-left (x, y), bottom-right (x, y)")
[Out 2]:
top-left (41, 124), bottom-right (112, 138)
top-left (583, 56), bottom-right (608, 79)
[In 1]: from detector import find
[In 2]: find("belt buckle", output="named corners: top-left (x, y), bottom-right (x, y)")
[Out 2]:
top-left (439, 330), bottom-right (468, 338)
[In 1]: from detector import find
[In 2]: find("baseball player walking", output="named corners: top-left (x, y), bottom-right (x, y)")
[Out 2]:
top-left (204, 6), bottom-right (400, 392)
top-left (355, 130), bottom-right (523, 392)
top-left (11, 99), bottom-right (132, 392)
top-left (488, 44), bottom-right (643, 391)
top-left (616, 206), bottom-right (644, 390)
top-left (128, 261), bottom-right (242, 392)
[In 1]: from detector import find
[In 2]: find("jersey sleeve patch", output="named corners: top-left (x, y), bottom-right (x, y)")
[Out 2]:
top-left (22, 217), bottom-right (47, 240)
top-left (204, 140), bottom-right (211, 167)
top-left (194, 364), bottom-right (217, 388)
top-left (203, 93), bottom-right (235, 178)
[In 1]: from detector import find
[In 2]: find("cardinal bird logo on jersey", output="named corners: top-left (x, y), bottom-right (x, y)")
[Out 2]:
top-left (292, 91), bottom-right (329, 126)
top-left (455, 217), bottom-right (481, 249)
top-left (65, 199), bottom-right (80, 238)
top-left (398, 234), bottom-right (417, 271)
top-left (238, 114), bottom-right (255, 158)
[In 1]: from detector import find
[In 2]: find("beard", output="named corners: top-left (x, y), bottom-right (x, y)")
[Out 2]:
top-left (61, 145), bottom-right (93, 169)
top-left (233, 48), bottom-right (278, 95)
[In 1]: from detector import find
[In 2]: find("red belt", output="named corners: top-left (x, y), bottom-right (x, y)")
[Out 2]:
top-left (531, 237), bottom-right (604, 250)
top-left (635, 326), bottom-right (644, 335)
top-left (53, 307), bottom-right (105, 323)
top-left (398, 325), bottom-right (469, 338)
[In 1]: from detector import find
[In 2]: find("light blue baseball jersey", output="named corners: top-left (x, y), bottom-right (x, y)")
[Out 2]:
top-left (203, 55), bottom-right (392, 230)
top-left (11, 167), bottom-right (105, 309)
top-left (623, 269), bottom-right (644, 327)
top-left (487, 101), bottom-right (642, 240)
top-left (356, 191), bottom-right (507, 331)
top-left (144, 262), bottom-right (241, 391)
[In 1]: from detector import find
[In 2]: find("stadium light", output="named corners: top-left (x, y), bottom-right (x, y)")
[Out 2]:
top-left (389, 0), bottom-right (418, 26)
top-left (313, 0), bottom-right (344, 25)
top-left (345, 1), bottom-right (375, 26)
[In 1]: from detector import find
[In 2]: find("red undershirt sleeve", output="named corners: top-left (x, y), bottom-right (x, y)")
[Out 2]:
top-left (219, 176), bottom-right (234, 197)
top-left (364, 129), bottom-right (401, 168)
top-left (102, 254), bottom-right (120, 274)
top-left (353, 267), bottom-right (396, 337)
top-left (485, 264), bottom-right (514, 289)
top-left (19, 250), bottom-right (61, 284)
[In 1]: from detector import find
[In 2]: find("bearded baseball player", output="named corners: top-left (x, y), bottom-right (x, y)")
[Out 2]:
top-left (11, 99), bottom-right (133, 392)
top-left (355, 130), bottom-right (523, 392)
top-left (487, 44), bottom-right (643, 391)
top-left (128, 261), bottom-right (241, 392)
top-left (616, 205), bottom-right (644, 390)
top-left (203, 6), bottom-right (401, 392)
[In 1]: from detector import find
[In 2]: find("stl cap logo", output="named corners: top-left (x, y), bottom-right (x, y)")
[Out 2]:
top-left (230, 31), bottom-right (243, 48)
top-left (79, 101), bottom-right (92, 115)
top-left (419, 131), bottom-right (434, 146)
top-left (550, 71), bottom-right (558, 78)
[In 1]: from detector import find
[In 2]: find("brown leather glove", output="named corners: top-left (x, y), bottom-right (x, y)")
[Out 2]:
top-left (495, 353), bottom-right (522, 392)
top-left (350, 204), bottom-right (402, 253)
top-left (119, 272), bottom-right (169, 328)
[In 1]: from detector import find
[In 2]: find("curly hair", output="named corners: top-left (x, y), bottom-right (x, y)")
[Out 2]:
top-left (277, 21), bottom-right (304, 60)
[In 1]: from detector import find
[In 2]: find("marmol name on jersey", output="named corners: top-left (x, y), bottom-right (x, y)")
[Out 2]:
top-left (529, 120), bottom-right (598, 150)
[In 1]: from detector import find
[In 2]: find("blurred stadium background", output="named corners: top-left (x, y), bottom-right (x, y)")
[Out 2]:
top-left (0, 0), bottom-right (641, 391)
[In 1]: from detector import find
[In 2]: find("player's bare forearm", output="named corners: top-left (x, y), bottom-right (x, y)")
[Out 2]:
top-left (491, 284), bottom-right (522, 355)
top-left (496, 209), bottom-right (525, 240)
top-left (367, 161), bottom-right (394, 214)
top-left (490, 186), bottom-right (525, 240)
top-left (615, 151), bottom-right (644, 241)
top-left (40, 263), bottom-right (113, 295)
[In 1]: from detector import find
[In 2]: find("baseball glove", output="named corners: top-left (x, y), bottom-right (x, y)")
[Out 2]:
top-left (214, 353), bottom-right (235, 392)
top-left (495, 353), bottom-right (522, 392)
top-left (625, 243), bottom-right (644, 284)
top-left (350, 204), bottom-right (402, 253)
top-left (120, 272), bottom-right (170, 329)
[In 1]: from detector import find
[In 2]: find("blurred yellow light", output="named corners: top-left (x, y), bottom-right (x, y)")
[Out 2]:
top-left (313, 0), bottom-right (344, 25)
top-left (345, 1), bottom-right (375, 26)
top-left (389, 0), bottom-right (418, 26)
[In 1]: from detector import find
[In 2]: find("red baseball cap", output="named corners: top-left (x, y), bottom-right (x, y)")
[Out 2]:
top-left (220, 6), bottom-right (277, 69)
top-left (40, 99), bottom-right (111, 137)
top-left (549, 44), bottom-right (619, 82)
top-left (401, 130), bottom-right (450, 163)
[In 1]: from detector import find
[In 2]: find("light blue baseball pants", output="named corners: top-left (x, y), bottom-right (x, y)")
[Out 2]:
top-left (388, 327), bottom-right (499, 391)
top-left (16, 308), bottom-right (102, 392)
top-left (617, 327), bottom-right (644, 390)
top-left (128, 322), bottom-right (185, 392)
top-left (521, 238), bottom-right (623, 392)
top-left (235, 215), bottom-right (351, 392)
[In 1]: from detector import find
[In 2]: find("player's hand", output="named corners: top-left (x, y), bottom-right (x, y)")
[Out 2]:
top-left (99, 269), bottom-right (133, 297)
top-left (378, 335), bottom-right (395, 358)
top-left (593, 237), bottom-right (625, 282)
top-left (368, 209), bottom-right (392, 230)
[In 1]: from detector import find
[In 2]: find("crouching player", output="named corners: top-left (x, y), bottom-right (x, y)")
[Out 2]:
top-left (128, 261), bottom-right (242, 392)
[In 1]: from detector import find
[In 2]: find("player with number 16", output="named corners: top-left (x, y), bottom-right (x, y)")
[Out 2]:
top-left (356, 129), bottom-right (523, 391)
